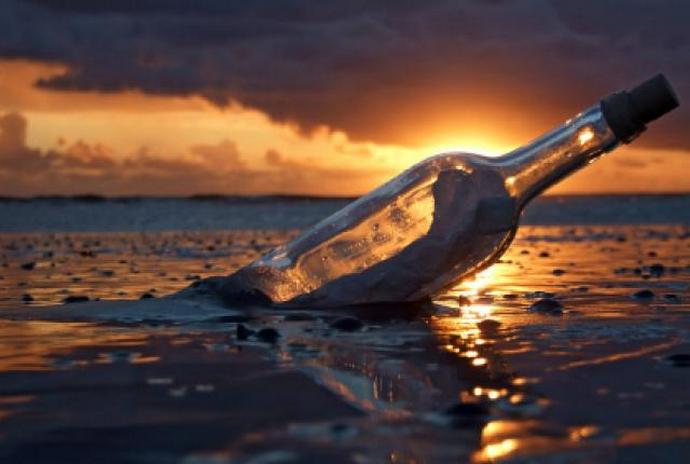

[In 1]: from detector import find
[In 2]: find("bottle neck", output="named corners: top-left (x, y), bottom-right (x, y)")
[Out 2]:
top-left (493, 105), bottom-right (620, 207)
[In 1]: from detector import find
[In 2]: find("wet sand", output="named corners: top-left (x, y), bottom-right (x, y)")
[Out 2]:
top-left (1, 225), bottom-right (690, 462)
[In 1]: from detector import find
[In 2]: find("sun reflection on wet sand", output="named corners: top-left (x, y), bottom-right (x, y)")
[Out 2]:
top-left (474, 419), bottom-right (690, 463)
top-left (0, 320), bottom-right (151, 371)
top-left (429, 225), bottom-right (690, 462)
top-left (482, 438), bottom-right (519, 461)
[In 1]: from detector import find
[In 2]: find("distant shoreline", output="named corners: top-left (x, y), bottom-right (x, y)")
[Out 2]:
top-left (1, 192), bottom-right (690, 203)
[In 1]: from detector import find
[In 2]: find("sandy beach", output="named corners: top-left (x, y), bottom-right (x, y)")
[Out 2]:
top-left (1, 197), bottom-right (689, 463)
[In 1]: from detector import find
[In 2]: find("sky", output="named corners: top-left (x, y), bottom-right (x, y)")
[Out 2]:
top-left (0, 0), bottom-right (689, 196)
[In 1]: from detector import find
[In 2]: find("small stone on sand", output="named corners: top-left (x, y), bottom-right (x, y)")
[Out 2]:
top-left (632, 289), bottom-right (655, 301)
top-left (330, 317), bottom-right (364, 332)
top-left (63, 295), bottom-right (90, 304)
top-left (666, 354), bottom-right (690, 367)
top-left (256, 327), bottom-right (281, 344)
top-left (236, 323), bottom-right (254, 340)
top-left (477, 319), bottom-right (501, 333)
top-left (528, 298), bottom-right (564, 315)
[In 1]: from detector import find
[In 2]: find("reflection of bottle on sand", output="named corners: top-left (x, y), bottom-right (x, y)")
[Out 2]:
top-left (220, 75), bottom-right (679, 307)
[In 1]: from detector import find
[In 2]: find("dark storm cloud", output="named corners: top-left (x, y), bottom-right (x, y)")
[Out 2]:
top-left (2, 0), bottom-right (689, 149)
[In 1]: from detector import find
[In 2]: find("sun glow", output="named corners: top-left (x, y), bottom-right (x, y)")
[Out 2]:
top-left (427, 139), bottom-right (509, 157)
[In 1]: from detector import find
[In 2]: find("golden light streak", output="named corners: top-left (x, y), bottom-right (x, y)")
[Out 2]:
top-left (483, 439), bottom-right (518, 460)
top-left (577, 127), bottom-right (595, 145)
top-left (458, 266), bottom-right (498, 298)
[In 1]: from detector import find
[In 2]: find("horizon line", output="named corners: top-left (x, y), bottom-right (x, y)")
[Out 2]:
top-left (2, 192), bottom-right (690, 202)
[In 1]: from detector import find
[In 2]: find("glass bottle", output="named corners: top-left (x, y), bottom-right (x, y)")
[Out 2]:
top-left (219, 74), bottom-right (679, 307)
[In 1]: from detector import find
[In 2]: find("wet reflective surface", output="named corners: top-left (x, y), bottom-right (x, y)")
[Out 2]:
top-left (1, 226), bottom-right (690, 462)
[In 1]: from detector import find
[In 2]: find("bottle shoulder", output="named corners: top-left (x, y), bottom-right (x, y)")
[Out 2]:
top-left (412, 151), bottom-right (507, 178)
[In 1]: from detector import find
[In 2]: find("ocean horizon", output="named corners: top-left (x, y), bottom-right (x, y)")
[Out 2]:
top-left (2, 193), bottom-right (690, 232)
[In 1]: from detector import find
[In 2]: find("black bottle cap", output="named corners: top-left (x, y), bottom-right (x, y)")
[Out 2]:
top-left (601, 74), bottom-right (679, 143)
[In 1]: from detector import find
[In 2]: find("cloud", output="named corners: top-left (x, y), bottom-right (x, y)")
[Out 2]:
top-left (0, 112), bottom-right (51, 172)
top-left (0, 112), bottom-right (389, 196)
top-left (0, 1), bottom-right (688, 150)
top-left (190, 139), bottom-right (245, 169)
top-left (264, 149), bottom-right (282, 166)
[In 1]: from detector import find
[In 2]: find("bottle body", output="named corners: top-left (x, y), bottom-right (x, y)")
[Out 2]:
top-left (224, 153), bottom-right (517, 306)
top-left (220, 105), bottom-right (619, 307)
top-left (219, 73), bottom-right (679, 308)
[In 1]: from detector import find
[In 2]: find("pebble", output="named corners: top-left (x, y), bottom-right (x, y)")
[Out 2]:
top-left (20, 261), bottom-right (36, 270)
top-left (444, 402), bottom-right (490, 417)
top-left (663, 294), bottom-right (681, 304)
top-left (477, 319), bottom-right (501, 333)
top-left (552, 269), bottom-right (566, 276)
top-left (632, 289), bottom-right (655, 301)
top-left (256, 327), bottom-right (281, 344)
top-left (236, 323), bottom-right (254, 340)
top-left (443, 402), bottom-right (490, 428)
top-left (330, 317), bottom-right (364, 332)
top-left (21, 293), bottom-right (34, 302)
top-left (63, 295), bottom-right (90, 304)
top-left (139, 292), bottom-right (155, 300)
top-left (666, 354), bottom-right (690, 367)
top-left (528, 298), bottom-right (564, 315)
top-left (648, 263), bottom-right (665, 277)
top-left (457, 295), bottom-right (472, 306)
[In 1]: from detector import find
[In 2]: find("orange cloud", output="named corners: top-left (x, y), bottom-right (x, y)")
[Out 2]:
top-left (0, 112), bottom-right (392, 196)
